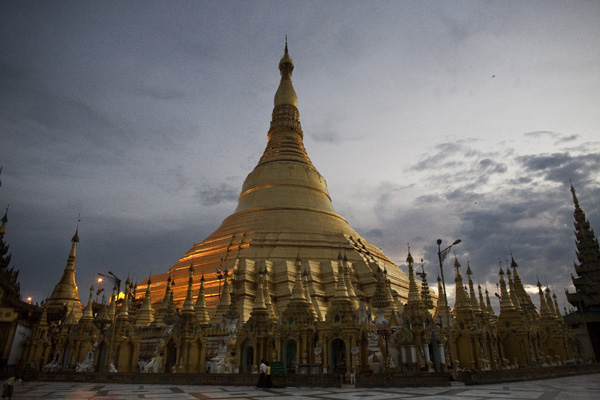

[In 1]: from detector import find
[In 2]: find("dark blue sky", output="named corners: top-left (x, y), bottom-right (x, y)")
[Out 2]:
top-left (1, 1), bottom-right (599, 311)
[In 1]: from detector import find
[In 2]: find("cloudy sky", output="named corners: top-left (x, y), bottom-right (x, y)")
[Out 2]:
top-left (1, 1), bottom-right (599, 312)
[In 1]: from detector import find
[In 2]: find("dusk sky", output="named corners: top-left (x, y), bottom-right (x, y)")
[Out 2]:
top-left (1, 1), bottom-right (599, 312)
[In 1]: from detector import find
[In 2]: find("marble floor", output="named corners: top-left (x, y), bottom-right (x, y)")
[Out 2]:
top-left (5, 373), bottom-right (600, 400)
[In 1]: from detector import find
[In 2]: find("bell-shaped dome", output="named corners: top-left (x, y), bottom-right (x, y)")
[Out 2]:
top-left (141, 44), bottom-right (408, 322)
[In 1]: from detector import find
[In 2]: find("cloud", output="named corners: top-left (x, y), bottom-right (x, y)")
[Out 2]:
top-left (309, 130), bottom-right (342, 144)
top-left (524, 130), bottom-right (561, 139)
top-left (356, 134), bottom-right (600, 315)
top-left (194, 183), bottom-right (239, 206)
top-left (517, 152), bottom-right (600, 186)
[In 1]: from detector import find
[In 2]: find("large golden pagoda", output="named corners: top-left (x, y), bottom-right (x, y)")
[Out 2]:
top-left (139, 43), bottom-right (410, 322)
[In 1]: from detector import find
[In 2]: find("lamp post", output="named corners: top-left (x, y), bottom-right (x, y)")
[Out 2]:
top-left (98, 271), bottom-right (121, 372)
top-left (436, 239), bottom-right (461, 330)
top-left (96, 277), bottom-right (103, 303)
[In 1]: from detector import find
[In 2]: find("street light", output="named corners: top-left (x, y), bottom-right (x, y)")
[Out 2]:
top-left (96, 277), bottom-right (103, 303)
top-left (437, 239), bottom-right (461, 330)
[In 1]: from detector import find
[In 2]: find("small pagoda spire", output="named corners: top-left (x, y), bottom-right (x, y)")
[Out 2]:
top-left (434, 275), bottom-right (452, 326)
top-left (303, 268), bottom-right (319, 321)
top-left (417, 260), bottom-right (434, 310)
top-left (253, 270), bottom-right (267, 311)
top-left (262, 261), bottom-right (277, 321)
top-left (182, 263), bottom-right (196, 314)
top-left (107, 285), bottom-right (117, 320)
top-left (81, 285), bottom-right (95, 321)
top-left (406, 247), bottom-right (421, 304)
top-left (478, 284), bottom-right (488, 317)
top-left (194, 269), bottom-right (210, 324)
top-left (117, 284), bottom-right (130, 320)
top-left (136, 277), bottom-right (154, 327)
top-left (498, 267), bottom-right (515, 311)
top-left (552, 292), bottom-right (562, 319)
top-left (371, 266), bottom-right (390, 310)
top-left (39, 303), bottom-right (48, 327)
top-left (467, 262), bottom-right (482, 314)
top-left (334, 253), bottom-right (351, 300)
top-left (343, 254), bottom-right (359, 306)
top-left (291, 253), bottom-right (307, 300)
top-left (453, 256), bottom-right (471, 310)
top-left (210, 265), bottom-right (232, 325)
top-left (545, 287), bottom-right (556, 316)
top-left (485, 288), bottom-right (496, 316)
top-left (154, 275), bottom-right (172, 326)
top-left (538, 281), bottom-right (553, 317)
top-left (382, 266), bottom-right (398, 314)
top-left (225, 272), bottom-right (240, 321)
top-left (506, 269), bottom-right (522, 312)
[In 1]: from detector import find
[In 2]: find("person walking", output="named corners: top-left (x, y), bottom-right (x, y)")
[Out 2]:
top-left (2, 375), bottom-right (24, 400)
top-left (265, 361), bottom-right (273, 388)
top-left (256, 360), bottom-right (267, 389)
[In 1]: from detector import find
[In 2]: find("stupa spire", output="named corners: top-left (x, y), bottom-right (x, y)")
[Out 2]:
top-left (498, 267), bottom-right (515, 311)
top-left (342, 254), bottom-right (359, 307)
top-left (538, 281), bottom-right (553, 317)
top-left (434, 275), bottom-right (453, 327)
top-left (467, 262), bottom-right (482, 314)
top-left (46, 224), bottom-right (83, 317)
top-left (107, 285), bottom-right (117, 320)
top-left (182, 263), bottom-right (196, 314)
top-left (406, 248), bottom-right (421, 304)
top-left (291, 253), bottom-right (307, 301)
top-left (256, 41), bottom-right (311, 168)
top-left (274, 37), bottom-right (297, 108)
top-left (335, 253), bottom-right (351, 300)
top-left (136, 277), bottom-right (154, 327)
top-left (262, 262), bottom-right (277, 321)
top-left (303, 268), bottom-right (320, 320)
top-left (478, 284), bottom-right (488, 318)
top-left (506, 269), bottom-right (522, 312)
top-left (454, 256), bottom-right (471, 310)
top-left (485, 288), bottom-right (495, 316)
top-left (194, 269), bottom-right (210, 324)
top-left (253, 271), bottom-right (267, 311)
top-left (117, 286), bottom-right (130, 320)
top-left (81, 285), bottom-right (95, 321)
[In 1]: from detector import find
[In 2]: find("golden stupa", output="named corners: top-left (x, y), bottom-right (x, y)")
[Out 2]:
top-left (139, 43), bottom-right (410, 322)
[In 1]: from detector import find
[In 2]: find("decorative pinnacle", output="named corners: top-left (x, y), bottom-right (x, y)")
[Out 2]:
top-left (570, 180), bottom-right (580, 207)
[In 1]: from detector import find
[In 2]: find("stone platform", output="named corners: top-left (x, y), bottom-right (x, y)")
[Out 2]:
top-left (7, 373), bottom-right (600, 399)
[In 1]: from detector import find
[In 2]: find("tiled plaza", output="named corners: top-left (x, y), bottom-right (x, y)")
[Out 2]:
top-left (7, 373), bottom-right (600, 400)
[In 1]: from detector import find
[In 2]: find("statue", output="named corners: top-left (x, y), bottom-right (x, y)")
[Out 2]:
top-left (357, 298), bottom-right (371, 324)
